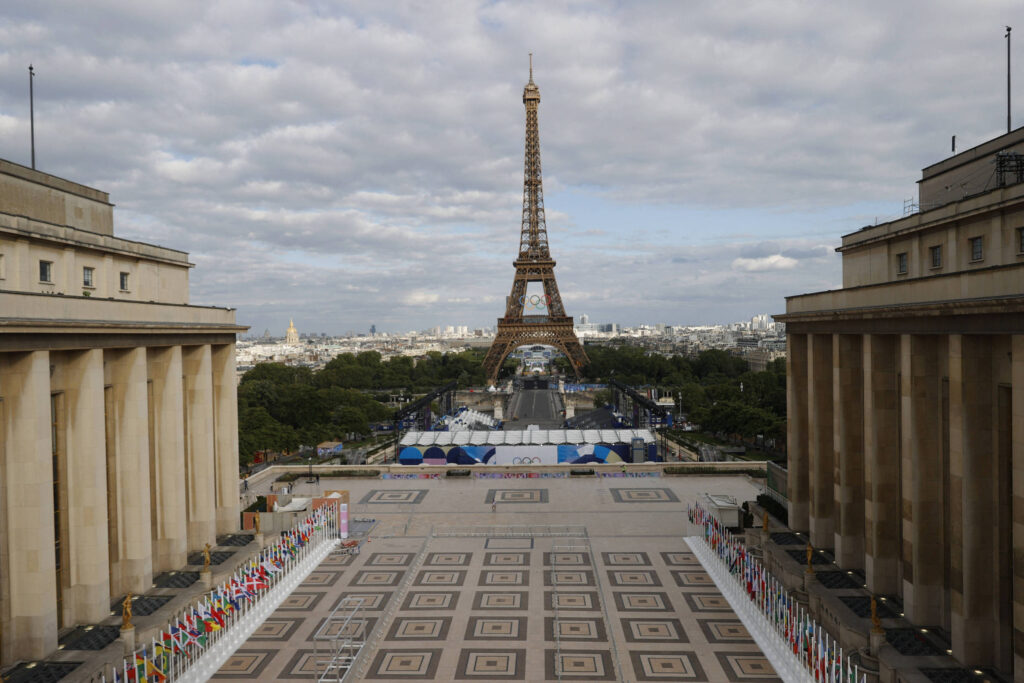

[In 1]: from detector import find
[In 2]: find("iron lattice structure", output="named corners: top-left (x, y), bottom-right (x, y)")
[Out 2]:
top-left (482, 59), bottom-right (589, 383)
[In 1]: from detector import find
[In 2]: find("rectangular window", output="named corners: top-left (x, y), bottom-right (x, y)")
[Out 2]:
top-left (969, 236), bottom-right (983, 262)
top-left (1018, 227), bottom-right (1024, 254)
top-left (0, 253), bottom-right (5, 279)
top-left (929, 245), bottom-right (942, 268)
top-left (119, 271), bottom-right (130, 291)
top-left (39, 260), bottom-right (53, 283)
top-left (82, 266), bottom-right (94, 287)
top-left (896, 252), bottom-right (907, 275)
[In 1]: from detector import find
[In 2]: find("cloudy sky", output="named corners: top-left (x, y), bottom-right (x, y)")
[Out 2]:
top-left (0, 1), bottom-right (1019, 335)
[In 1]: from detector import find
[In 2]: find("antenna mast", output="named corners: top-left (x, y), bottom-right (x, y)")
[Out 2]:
top-left (1007, 26), bottom-right (1012, 134)
top-left (29, 64), bottom-right (36, 169)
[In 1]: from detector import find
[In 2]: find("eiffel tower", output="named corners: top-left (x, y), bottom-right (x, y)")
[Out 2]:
top-left (482, 57), bottom-right (589, 383)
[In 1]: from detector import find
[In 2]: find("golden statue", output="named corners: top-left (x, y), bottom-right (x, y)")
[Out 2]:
top-left (762, 511), bottom-right (769, 531)
top-left (254, 513), bottom-right (261, 534)
top-left (202, 543), bottom-right (211, 572)
top-left (871, 596), bottom-right (884, 633)
top-left (121, 592), bottom-right (133, 629)
top-left (805, 542), bottom-right (815, 574)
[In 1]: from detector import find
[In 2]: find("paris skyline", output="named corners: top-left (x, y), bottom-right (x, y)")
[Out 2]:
top-left (0, 0), bottom-right (1019, 335)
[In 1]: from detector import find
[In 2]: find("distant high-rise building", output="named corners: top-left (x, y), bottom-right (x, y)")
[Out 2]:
top-left (580, 313), bottom-right (589, 324)
top-left (370, 324), bottom-right (376, 336)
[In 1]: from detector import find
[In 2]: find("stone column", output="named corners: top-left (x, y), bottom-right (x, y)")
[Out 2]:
top-left (833, 334), bottom-right (864, 568)
top-left (950, 335), bottom-right (996, 664)
top-left (900, 334), bottom-right (944, 624)
top-left (1010, 334), bottom-right (1024, 680)
top-left (62, 349), bottom-right (111, 624)
top-left (863, 334), bottom-right (900, 595)
top-left (182, 345), bottom-right (216, 552)
top-left (106, 347), bottom-right (153, 595)
top-left (147, 346), bottom-right (187, 572)
top-left (0, 350), bottom-right (57, 659)
top-left (211, 344), bottom-right (239, 535)
top-left (808, 334), bottom-right (834, 548)
top-left (786, 333), bottom-right (810, 530)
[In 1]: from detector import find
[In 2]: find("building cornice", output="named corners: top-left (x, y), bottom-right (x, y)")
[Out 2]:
top-left (838, 182), bottom-right (1024, 253)
top-left (0, 213), bottom-right (193, 268)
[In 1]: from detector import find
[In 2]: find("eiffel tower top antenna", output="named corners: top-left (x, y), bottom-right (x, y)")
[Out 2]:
top-left (520, 54), bottom-right (547, 259)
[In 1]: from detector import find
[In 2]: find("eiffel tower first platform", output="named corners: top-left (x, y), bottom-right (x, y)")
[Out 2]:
top-left (482, 58), bottom-right (589, 383)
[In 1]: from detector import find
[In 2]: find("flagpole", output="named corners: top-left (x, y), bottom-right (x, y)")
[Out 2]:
top-left (27, 65), bottom-right (35, 169)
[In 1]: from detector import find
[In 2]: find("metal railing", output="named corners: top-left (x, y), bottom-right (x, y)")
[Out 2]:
top-left (344, 533), bottom-right (432, 681)
top-left (766, 461), bottom-right (789, 506)
top-left (582, 543), bottom-right (624, 683)
top-left (434, 524), bottom-right (587, 538)
top-left (551, 544), bottom-right (586, 683)
top-left (314, 595), bottom-right (367, 682)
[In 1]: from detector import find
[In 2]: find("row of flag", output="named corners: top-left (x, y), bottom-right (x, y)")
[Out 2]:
top-left (103, 504), bottom-right (337, 682)
top-left (688, 503), bottom-right (867, 683)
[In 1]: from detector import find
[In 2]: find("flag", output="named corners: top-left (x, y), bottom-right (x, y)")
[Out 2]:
top-left (152, 640), bottom-right (171, 680)
top-left (147, 655), bottom-right (168, 683)
top-left (198, 601), bottom-right (221, 631)
top-left (161, 629), bottom-right (181, 655)
top-left (245, 573), bottom-right (268, 593)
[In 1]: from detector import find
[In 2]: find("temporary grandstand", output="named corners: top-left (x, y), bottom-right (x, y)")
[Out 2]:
top-left (438, 407), bottom-right (500, 431)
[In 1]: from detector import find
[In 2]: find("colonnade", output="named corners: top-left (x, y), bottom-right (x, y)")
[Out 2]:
top-left (786, 332), bottom-right (1022, 673)
top-left (0, 343), bottom-right (239, 661)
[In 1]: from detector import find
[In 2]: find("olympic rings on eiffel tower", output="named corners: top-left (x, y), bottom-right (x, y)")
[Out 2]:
top-left (519, 294), bottom-right (552, 309)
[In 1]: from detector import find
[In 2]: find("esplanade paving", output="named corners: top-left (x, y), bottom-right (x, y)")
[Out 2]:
top-left (214, 473), bottom-right (778, 682)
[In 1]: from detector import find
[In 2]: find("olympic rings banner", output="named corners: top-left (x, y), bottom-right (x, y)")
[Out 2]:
top-left (519, 293), bottom-right (553, 312)
top-left (491, 446), bottom-right (555, 465)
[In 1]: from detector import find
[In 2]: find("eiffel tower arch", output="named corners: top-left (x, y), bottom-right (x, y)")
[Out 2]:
top-left (482, 57), bottom-right (589, 383)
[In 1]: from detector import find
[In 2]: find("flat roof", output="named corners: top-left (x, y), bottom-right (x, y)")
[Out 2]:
top-left (400, 428), bottom-right (656, 447)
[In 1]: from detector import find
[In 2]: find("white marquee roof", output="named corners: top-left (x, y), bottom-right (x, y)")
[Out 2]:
top-left (399, 429), bottom-right (656, 447)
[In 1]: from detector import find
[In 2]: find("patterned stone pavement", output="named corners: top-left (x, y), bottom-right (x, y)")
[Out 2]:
top-left (214, 475), bottom-right (779, 682)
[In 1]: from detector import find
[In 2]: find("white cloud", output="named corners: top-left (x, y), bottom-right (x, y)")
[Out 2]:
top-left (0, 0), bottom-right (1009, 332)
top-left (731, 255), bottom-right (799, 272)
top-left (402, 291), bottom-right (440, 306)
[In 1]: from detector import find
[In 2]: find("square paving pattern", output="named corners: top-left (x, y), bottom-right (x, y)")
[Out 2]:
top-left (484, 488), bottom-right (549, 504)
top-left (609, 487), bottom-right (680, 503)
top-left (359, 489), bottom-right (428, 504)
top-left (214, 475), bottom-right (775, 681)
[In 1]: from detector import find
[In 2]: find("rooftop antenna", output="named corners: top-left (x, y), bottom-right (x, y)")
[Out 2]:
top-left (529, 52), bottom-right (533, 82)
top-left (1007, 26), bottom-right (1012, 133)
top-left (28, 64), bottom-right (35, 169)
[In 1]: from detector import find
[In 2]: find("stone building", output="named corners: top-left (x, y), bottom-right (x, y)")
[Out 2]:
top-left (0, 159), bottom-right (245, 663)
top-left (776, 128), bottom-right (1024, 678)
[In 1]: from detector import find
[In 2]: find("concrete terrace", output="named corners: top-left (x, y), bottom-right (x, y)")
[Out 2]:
top-left (214, 472), bottom-right (777, 682)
